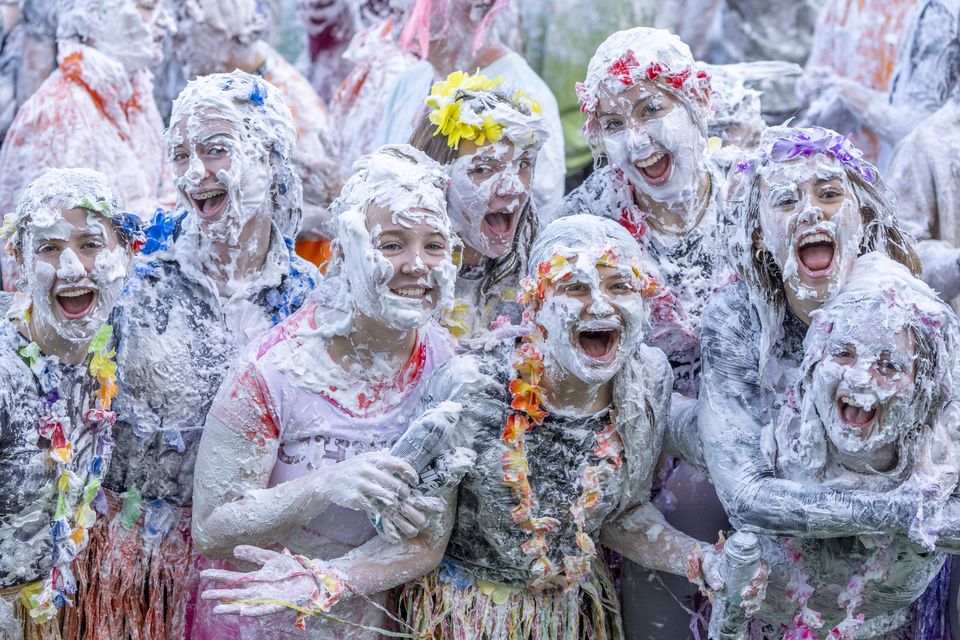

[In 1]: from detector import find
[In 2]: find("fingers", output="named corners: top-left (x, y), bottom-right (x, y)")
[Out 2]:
top-left (233, 545), bottom-right (281, 567)
top-left (202, 587), bottom-right (258, 602)
top-left (201, 569), bottom-right (250, 584)
top-left (397, 500), bottom-right (428, 532)
top-left (408, 496), bottom-right (445, 515)
top-left (212, 602), bottom-right (284, 617)
top-left (369, 455), bottom-right (419, 486)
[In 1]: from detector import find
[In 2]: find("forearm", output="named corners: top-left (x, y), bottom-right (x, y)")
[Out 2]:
top-left (601, 501), bottom-right (702, 576)
top-left (663, 394), bottom-right (706, 474)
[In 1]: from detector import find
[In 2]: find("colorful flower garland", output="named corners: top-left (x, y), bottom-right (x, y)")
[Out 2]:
top-left (425, 71), bottom-right (541, 150)
top-left (24, 324), bottom-right (117, 621)
top-left (507, 248), bottom-right (657, 591)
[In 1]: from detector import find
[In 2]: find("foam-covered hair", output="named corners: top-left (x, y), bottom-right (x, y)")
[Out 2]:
top-left (528, 214), bottom-right (643, 276)
top-left (171, 0), bottom-right (270, 43)
top-left (5, 168), bottom-right (143, 254)
top-left (57, 0), bottom-right (126, 40)
top-left (167, 71), bottom-right (302, 237)
top-left (327, 143), bottom-right (451, 266)
top-left (399, 0), bottom-right (511, 59)
top-left (576, 28), bottom-right (711, 158)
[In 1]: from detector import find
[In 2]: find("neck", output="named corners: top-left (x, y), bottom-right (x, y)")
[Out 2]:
top-left (784, 288), bottom-right (820, 326)
top-left (427, 33), bottom-right (506, 75)
top-left (541, 366), bottom-right (612, 416)
top-left (22, 317), bottom-right (90, 365)
top-left (328, 313), bottom-right (418, 379)
top-left (204, 213), bottom-right (273, 294)
top-left (636, 169), bottom-right (710, 237)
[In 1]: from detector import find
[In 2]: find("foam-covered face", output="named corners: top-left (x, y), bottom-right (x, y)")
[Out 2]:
top-left (92, 0), bottom-right (172, 71)
top-left (596, 80), bottom-right (705, 207)
top-left (538, 259), bottom-right (645, 385)
top-left (809, 323), bottom-right (918, 456)
top-left (340, 201), bottom-right (456, 331)
top-left (447, 139), bottom-right (535, 259)
top-left (758, 155), bottom-right (863, 302)
top-left (19, 207), bottom-right (130, 344)
top-left (171, 116), bottom-right (272, 240)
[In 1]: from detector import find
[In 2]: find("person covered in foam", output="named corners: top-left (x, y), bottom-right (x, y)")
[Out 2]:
top-left (63, 71), bottom-right (318, 640)
top-left (714, 253), bottom-right (960, 638)
top-left (0, 168), bottom-right (139, 639)
top-left (376, 0), bottom-right (565, 219)
top-left (409, 70), bottom-right (547, 339)
top-left (198, 216), bottom-right (767, 639)
top-left (560, 27), bottom-right (735, 398)
top-left (0, 0), bottom-right (175, 290)
top-left (695, 126), bottom-right (945, 620)
top-left (169, 0), bottom-right (340, 267)
top-left (188, 144), bottom-right (458, 639)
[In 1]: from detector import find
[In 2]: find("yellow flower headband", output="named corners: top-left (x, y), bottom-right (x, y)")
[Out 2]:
top-left (425, 71), bottom-right (542, 150)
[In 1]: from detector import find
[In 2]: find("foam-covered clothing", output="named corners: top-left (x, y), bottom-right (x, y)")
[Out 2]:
top-left (887, 99), bottom-right (960, 311)
top-left (105, 220), bottom-right (318, 509)
top-left (191, 284), bottom-right (455, 639)
top-left (0, 311), bottom-right (100, 590)
top-left (0, 42), bottom-right (171, 218)
top-left (444, 261), bottom-right (522, 340)
top-left (558, 163), bottom-right (733, 396)
top-left (376, 53), bottom-right (565, 220)
top-left (803, 0), bottom-right (918, 163)
top-left (420, 339), bottom-right (672, 587)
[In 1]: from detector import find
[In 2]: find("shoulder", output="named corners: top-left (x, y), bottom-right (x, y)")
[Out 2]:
top-left (558, 166), bottom-right (624, 218)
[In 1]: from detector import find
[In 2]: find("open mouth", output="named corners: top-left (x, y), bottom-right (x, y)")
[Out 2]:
top-left (481, 210), bottom-right (518, 242)
top-left (55, 287), bottom-right (97, 320)
top-left (190, 189), bottom-right (228, 220)
top-left (576, 327), bottom-right (621, 362)
top-left (635, 151), bottom-right (672, 185)
top-left (837, 396), bottom-right (876, 435)
top-left (796, 231), bottom-right (836, 278)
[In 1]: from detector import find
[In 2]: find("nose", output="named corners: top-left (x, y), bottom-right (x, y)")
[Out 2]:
top-left (57, 249), bottom-right (86, 280)
top-left (493, 166), bottom-right (524, 199)
top-left (184, 153), bottom-right (207, 184)
top-left (797, 205), bottom-right (825, 227)
top-left (587, 290), bottom-right (614, 317)
top-left (400, 250), bottom-right (428, 276)
top-left (843, 363), bottom-right (872, 388)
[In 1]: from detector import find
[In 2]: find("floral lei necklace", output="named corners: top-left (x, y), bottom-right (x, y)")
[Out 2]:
top-left (505, 248), bottom-right (656, 592)
top-left (18, 322), bottom-right (118, 621)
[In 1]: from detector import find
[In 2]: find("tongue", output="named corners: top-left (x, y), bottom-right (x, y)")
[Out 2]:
top-left (58, 292), bottom-right (94, 316)
top-left (202, 193), bottom-right (226, 214)
top-left (579, 331), bottom-right (611, 358)
top-left (798, 243), bottom-right (834, 272)
top-left (841, 402), bottom-right (876, 426)
top-left (485, 212), bottom-right (512, 234)
top-left (641, 154), bottom-right (670, 180)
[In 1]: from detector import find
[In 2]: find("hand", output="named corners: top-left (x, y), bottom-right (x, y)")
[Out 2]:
top-left (378, 496), bottom-right (447, 543)
top-left (739, 560), bottom-right (769, 616)
top-left (322, 452), bottom-right (418, 513)
top-left (201, 546), bottom-right (320, 617)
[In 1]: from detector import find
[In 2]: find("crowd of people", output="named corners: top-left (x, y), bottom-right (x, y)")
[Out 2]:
top-left (1, 1), bottom-right (960, 639)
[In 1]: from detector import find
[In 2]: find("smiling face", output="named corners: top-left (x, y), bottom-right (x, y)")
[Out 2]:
top-left (538, 258), bottom-right (645, 385)
top-left (447, 138), bottom-right (535, 258)
top-left (170, 115), bottom-right (272, 239)
top-left (757, 155), bottom-right (864, 303)
top-left (810, 322), bottom-right (918, 457)
top-left (19, 206), bottom-right (129, 344)
top-left (596, 80), bottom-right (705, 206)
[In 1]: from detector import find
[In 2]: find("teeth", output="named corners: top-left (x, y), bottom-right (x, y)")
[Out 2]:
top-left (58, 289), bottom-right (93, 297)
top-left (799, 232), bottom-right (832, 248)
top-left (840, 395), bottom-right (875, 411)
top-left (634, 152), bottom-right (665, 169)
top-left (393, 287), bottom-right (426, 298)
top-left (193, 191), bottom-right (224, 201)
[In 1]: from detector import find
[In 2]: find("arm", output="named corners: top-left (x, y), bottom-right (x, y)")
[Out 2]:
top-left (662, 393), bottom-right (707, 475)
top-left (191, 362), bottom-right (417, 559)
top-left (601, 500), bottom-right (705, 576)
top-left (698, 289), bottom-right (917, 537)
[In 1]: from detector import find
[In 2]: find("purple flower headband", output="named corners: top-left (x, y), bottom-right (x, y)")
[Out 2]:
top-left (736, 126), bottom-right (877, 184)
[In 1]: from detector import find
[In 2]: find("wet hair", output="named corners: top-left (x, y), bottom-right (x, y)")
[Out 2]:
top-left (11, 168), bottom-right (140, 260)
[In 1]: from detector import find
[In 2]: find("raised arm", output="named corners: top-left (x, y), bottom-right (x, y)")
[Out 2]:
top-left (191, 362), bottom-right (418, 559)
top-left (699, 287), bottom-right (917, 537)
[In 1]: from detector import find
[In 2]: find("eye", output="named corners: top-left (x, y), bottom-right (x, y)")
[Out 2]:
top-left (172, 151), bottom-right (188, 163)
top-left (519, 158), bottom-right (533, 170)
top-left (876, 359), bottom-right (902, 377)
top-left (601, 118), bottom-right (624, 132)
top-left (774, 196), bottom-right (798, 208)
top-left (558, 281), bottom-right (588, 295)
top-left (819, 186), bottom-right (843, 200)
top-left (35, 243), bottom-right (58, 254)
top-left (378, 240), bottom-right (402, 252)
top-left (610, 280), bottom-right (635, 292)
top-left (469, 164), bottom-right (493, 177)
top-left (641, 101), bottom-right (663, 117)
top-left (82, 238), bottom-right (106, 250)
top-left (207, 145), bottom-right (228, 157)
top-left (831, 345), bottom-right (855, 362)
top-left (425, 240), bottom-right (446, 252)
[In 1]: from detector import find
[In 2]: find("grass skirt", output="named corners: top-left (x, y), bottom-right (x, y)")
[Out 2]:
top-left (398, 560), bottom-right (624, 640)
top-left (60, 491), bottom-right (194, 640)
top-left (0, 584), bottom-right (61, 640)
